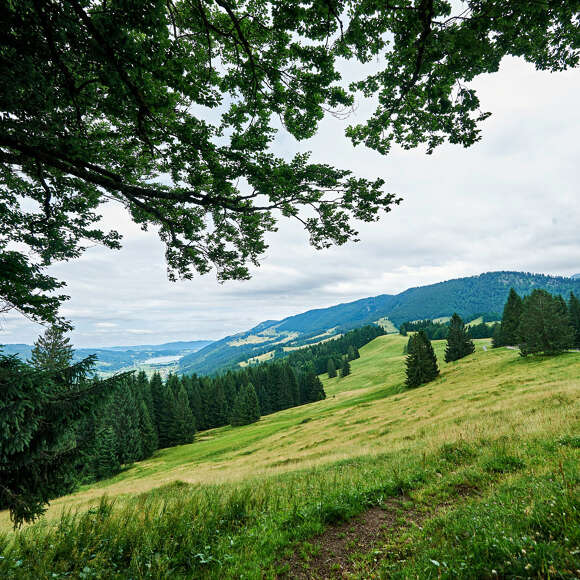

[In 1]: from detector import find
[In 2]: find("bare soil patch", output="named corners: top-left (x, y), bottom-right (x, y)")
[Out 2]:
top-left (279, 498), bottom-right (424, 579)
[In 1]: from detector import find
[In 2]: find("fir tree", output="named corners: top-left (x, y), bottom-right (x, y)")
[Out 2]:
top-left (519, 289), bottom-right (573, 356)
top-left (112, 380), bottom-right (143, 464)
top-left (405, 331), bottom-right (439, 388)
top-left (92, 426), bottom-right (120, 480)
top-left (491, 323), bottom-right (503, 349)
top-left (304, 373), bottom-right (326, 403)
top-left (167, 384), bottom-right (195, 446)
top-left (230, 383), bottom-right (261, 426)
top-left (0, 355), bottom-right (122, 526)
top-left (149, 372), bottom-right (164, 436)
top-left (444, 313), bottom-right (475, 362)
top-left (327, 358), bottom-right (337, 378)
top-left (29, 325), bottom-right (74, 371)
top-left (568, 292), bottom-right (580, 348)
top-left (137, 401), bottom-right (158, 458)
top-left (340, 359), bottom-right (351, 378)
top-left (500, 288), bottom-right (523, 346)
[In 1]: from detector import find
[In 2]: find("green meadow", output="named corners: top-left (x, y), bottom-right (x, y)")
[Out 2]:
top-left (1, 335), bottom-right (579, 578)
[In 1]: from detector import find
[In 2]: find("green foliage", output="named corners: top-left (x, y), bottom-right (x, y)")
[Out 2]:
top-left (4, 0), bottom-right (578, 324)
top-left (167, 384), bottom-right (196, 446)
top-left (568, 292), bottom-right (580, 348)
top-left (340, 359), bottom-right (351, 378)
top-left (29, 325), bottom-right (74, 371)
top-left (499, 288), bottom-right (523, 346)
top-left (327, 358), bottom-right (337, 378)
top-left (303, 373), bottom-right (326, 403)
top-left (444, 313), bottom-right (475, 363)
top-left (230, 383), bottom-right (261, 427)
top-left (519, 290), bottom-right (574, 356)
top-left (91, 426), bottom-right (120, 480)
top-left (400, 319), bottom-right (449, 340)
top-left (405, 331), bottom-right (439, 388)
top-left (0, 354), bottom-right (119, 527)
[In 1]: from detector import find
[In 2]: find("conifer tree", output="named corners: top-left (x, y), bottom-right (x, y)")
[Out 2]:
top-left (444, 313), bottom-right (475, 362)
top-left (0, 355), bottom-right (123, 526)
top-left (186, 376), bottom-right (204, 431)
top-left (135, 371), bottom-right (154, 416)
top-left (568, 292), bottom-right (580, 348)
top-left (137, 400), bottom-right (158, 458)
top-left (149, 372), bottom-right (164, 436)
top-left (112, 381), bottom-right (142, 465)
top-left (405, 331), bottom-right (439, 388)
top-left (340, 359), bottom-right (351, 378)
top-left (304, 373), bottom-right (326, 403)
top-left (92, 426), bottom-right (120, 480)
top-left (29, 325), bottom-right (74, 371)
top-left (327, 358), bottom-right (337, 378)
top-left (347, 345), bottom-right (356, 361)
top-left (519, 289), bottom-right (573, 356)
top-left (499, 288), bottom-right (523, 346)
top-left (491, 323), bottom-right (503, 349)
top-left (230, 383), bottom-right (261, 426)
top-left (167, 384), bottom-right (195, 446)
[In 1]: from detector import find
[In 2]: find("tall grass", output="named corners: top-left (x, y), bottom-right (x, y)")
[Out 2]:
top-left (0, 335), bottom-right (578, 578)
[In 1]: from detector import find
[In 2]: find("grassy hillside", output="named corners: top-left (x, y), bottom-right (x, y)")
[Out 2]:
top-left (1, 336), bottom-right (578, 578)
top-left (178, 271), bottom-right (580, 375)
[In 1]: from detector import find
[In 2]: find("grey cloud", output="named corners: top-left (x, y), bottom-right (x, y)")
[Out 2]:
top-left (2, 57), bottom-right (579, 347)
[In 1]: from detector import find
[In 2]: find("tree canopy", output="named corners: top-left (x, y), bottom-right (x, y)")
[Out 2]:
top-left (2, 0), bottom-right (579, 324)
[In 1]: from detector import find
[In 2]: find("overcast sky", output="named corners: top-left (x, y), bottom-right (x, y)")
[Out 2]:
top-left (2, 56), bottom-right (579, 347)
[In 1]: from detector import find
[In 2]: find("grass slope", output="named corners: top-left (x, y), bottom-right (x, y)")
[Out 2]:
top-left (1, 335), bottom-right (579, 578)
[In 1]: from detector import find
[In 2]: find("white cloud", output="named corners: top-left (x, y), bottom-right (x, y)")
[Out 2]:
top-left (2, 57), bottom-right (579, 347)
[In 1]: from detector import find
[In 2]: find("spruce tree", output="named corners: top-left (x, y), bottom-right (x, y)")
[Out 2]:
top-left (340, 359), bottom-right (351, 378)
top-left (149, 372), bottom-right (164, 436)
top-left (230, 383), bottom-right (261, 426)
top-left (568, 292), bottom-right (580, 348)
top-left (327, 358), bottom-right (337, 378)
top-left (405, 331), bottom-right (439, 388)
top-left (92, 426), bottom-right (120, 480)
top-left (500, 288), bottom-right (523, 346)
top-left (444, 313), bottom-right (475, 362)
top-left (137, 400), bottom-right (158, 458)
top-left (112, 380), bottom-right (143, 464)
top-left (0, 355), bottom-right (123, 526)
top-left (167, 384), bottom-right (195, 446)
top-left (304, 373), bottom-right (326, 402)
top-left (29, 325), bottom-right (74, 371)
top-left (491, 323), bottom-right (503, 349)
top-left (519, 289), bottom-right (573, 356)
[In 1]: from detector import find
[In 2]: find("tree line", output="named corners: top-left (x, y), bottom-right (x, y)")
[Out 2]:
top-left (493, 288), bottom-right (580, 355)
top-left (399, 317), bottom-right (499, 341)
top-left (1, 323), bottom-right (384, 525)
top-left (405, 313), bottom-right (475, 388)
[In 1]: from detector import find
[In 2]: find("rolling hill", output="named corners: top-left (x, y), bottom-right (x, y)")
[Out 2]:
top-left (179, 271), bottom-right (580, 375)
top-left (3, 335), bottom-right (578, 578)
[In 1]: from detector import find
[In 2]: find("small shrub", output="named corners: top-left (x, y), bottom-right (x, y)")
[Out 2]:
top-left (439, 441), bottom-right (476, 465)
top-left (483, 453), bottom-right (525, 474)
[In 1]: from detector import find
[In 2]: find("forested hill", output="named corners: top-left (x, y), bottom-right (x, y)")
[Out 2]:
top-left (179, 271), bottom-right (580, 376)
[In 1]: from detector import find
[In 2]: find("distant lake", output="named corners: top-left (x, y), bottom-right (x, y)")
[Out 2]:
top-left (144, 355), bottom-right (181, 365)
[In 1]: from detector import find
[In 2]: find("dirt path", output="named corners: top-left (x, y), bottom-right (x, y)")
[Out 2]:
top-left (278, 498), bottom-right (424, 579)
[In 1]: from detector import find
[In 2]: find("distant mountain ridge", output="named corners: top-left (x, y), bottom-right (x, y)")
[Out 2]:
top-left (1, 340), bottom-right (213, 373)
top-left (179, 271), bottom-right (580, 376)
